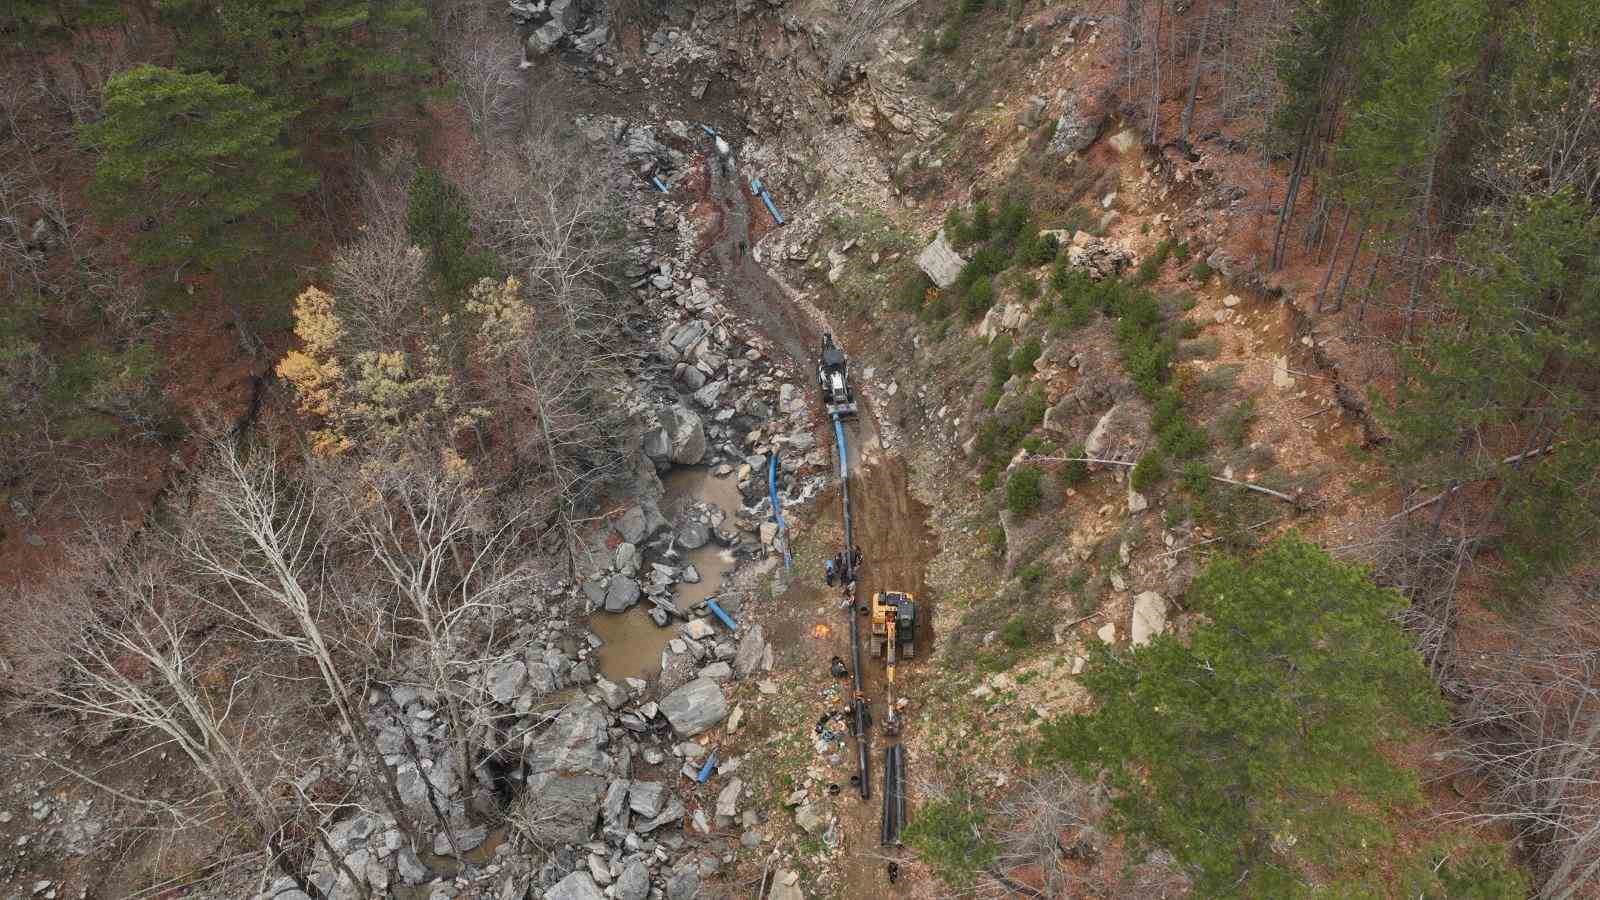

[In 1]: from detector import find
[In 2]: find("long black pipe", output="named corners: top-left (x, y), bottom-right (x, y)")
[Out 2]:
top-left (895, 743), bottom-right (906, 843)
top-left (834, 410), bottom-right (869, 800)
top-left (880, 744), bottom-right (897, 845)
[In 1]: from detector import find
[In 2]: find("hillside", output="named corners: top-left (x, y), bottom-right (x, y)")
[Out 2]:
top-left (1, 1), bottom-right (1597, 899)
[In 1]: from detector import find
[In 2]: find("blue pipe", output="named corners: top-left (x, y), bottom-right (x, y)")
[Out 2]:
top-left (696, 752), bottom-right (717, 783)
top-left (651, 176), bottom-right (668, 193)
top-left (749, 178), bottom-right (785, 226)
top-left (832, 414), bottom-right (849, 480)
top-left (706, 599), bottom-right (737, 631)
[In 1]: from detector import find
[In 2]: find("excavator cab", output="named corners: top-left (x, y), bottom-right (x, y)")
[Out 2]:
top-left (869, 591), bottom-right (917, 661)
top-left (817, 333), bottom-right (857, 418)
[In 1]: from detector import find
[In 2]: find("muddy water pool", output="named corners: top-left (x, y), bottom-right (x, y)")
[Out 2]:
top-left (591, 468), bottom-right (744, 681)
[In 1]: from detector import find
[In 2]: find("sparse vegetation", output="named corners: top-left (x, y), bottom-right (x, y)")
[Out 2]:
top-left (1006, 465), bottom-right (1044, 517)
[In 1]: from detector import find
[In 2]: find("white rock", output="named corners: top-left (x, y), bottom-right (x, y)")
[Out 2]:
top-left (1131, 591), bottom-right (1167, 646)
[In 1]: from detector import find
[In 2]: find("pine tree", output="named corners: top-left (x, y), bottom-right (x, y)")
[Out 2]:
top-left (1377, 190), bottom-right (1600, 598)
top-left (1036, 535), bottom-right (1443, 895)
top-left (79, 65), bottom-right (317, 271)
top-left (156, 0), bottom-right (432, 138)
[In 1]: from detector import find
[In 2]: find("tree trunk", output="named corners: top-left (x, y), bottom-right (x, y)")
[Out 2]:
top-left (1331, 215), bottom-right (1369, 313)
top-left (1178, 5), bottom-right (1212, 142)
top-left (1403, 105), bottom-right (1445, 341)
top-left (1314, 205), bottom-right (1351, 312)
top-left (1270, 137), bottom-right (1309, 272)
top-left (1148, 0), bottom-right (1164, 145)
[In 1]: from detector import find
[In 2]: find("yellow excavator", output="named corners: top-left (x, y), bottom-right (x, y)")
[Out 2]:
top-left (868, 591), bottom-right (917, 736)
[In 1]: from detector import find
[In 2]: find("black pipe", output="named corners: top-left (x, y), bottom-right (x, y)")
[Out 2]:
top-left (894, 744), bottom-right (906, 844)
top-left (832, 411), bottom-right (870, 800)
top-left (880, 745), bottom-right (897, 846)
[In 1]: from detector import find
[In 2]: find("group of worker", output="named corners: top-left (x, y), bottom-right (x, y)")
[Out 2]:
top-left (822, 545), bottom-right (863, 588)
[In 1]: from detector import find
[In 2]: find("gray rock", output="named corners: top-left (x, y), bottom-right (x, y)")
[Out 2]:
top-left (603, 779), bottom-right (630, 825)
top-left (431, 823), bottom-right (488, 856)
top-left (614, 542), bottom-right (641, 575)
top-left (677, 364), bottom-right (707, 391)
top-left (699, 661), bottom-right (733, 683)
top-left (794, 803), bottom-right (825, 834)
top-left (614, 861), bottom-right (650, 900)
top-left (486, 660), bottom-right (528, 705)
top-left (662, 405), bottom-right (707, 465)
top-left (649, 606), bottom-right (671, 626)
top-left (733, 625), bottom-right (767, 678)
top-left (615, 506), bottom-right (649, 544)
top-left (716, 777), bottom-right (742, 818)
top-left (594, 676), bottom-right (629, 710)
top-left (658, 678), bottom-right (727, 736)
top-left (1047, 87), bottom-right (1107, 154)
top-left (682, 618), bottom-right (715, 640)
top-left (605, 576), bottom-right (642, 613)
top-left (916, 230), bottom-right (967, 289)
top-left (1206, 248), bottom-right (1239, 279)
top-left (396, 763), bottom-right (457, 812)
top-left (572, 23), bottom-right (609, 55)
top-left (628, 781), bottom-right (666, 818)
top-left (662, 320), bottom-right (708, 359)
top-left (768, 871), bottom-right (804, 900)
top-left (522, 772), bottom-right (606, 843)
top-left (665, 867), bottom-right (699, 900)
top-left (692, 380), bottom-right (726, 409)
top-left (525, 19), bottom-right (565, 55)
top-left (545, 871), bottom-right (605, 900)
top-left (677, 520), bottom-right (710, 550)
top-left (525, 699), bottom-right (610, 776)
top-left (642, 426), bottom-right (673, 465)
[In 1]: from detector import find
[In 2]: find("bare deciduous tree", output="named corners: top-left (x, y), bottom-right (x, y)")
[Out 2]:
top-left (825, 0), bottom-right (918, 88)
top-left (181, 441), bottom-right (422, 848)
top-left (1449, 604), bottom-right (1600, 899)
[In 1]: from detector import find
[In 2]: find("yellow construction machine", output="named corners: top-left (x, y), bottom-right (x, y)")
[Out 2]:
top-left (868, 591), bottom-right (917, 736)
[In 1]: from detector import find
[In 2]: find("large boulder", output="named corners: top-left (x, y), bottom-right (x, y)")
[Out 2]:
top-left (614, 861), bottom-right (650, 900)
top-left (486, 660), bottom-right (528, 705)
top-left (396, 762), bottom-right (456, 812)
top-left (916, 229), bottom-right (967, 289)
top-left (733, 625), bottom-right (767, 678)
top-left (523, 772), bottom-right (607, 843)
top-left (661, 405), bottom-right (707, 465)
top-left (525, 699), bottom-right (610, 776)
top-left (546, 870), bottom-right (606, 900)
top-left (604, 575), bottom-right (642, 612)
top-left (658, 677), bottom-right (728, 736)
top-left (1047, 87), bottom-right (1108, 155)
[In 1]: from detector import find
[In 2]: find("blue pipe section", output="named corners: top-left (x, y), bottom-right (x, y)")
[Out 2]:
top-left (767, 453), bottom-right (792, 571)
top-left (651, 176), bottom-right (668, 193)
top-left (832, 414), bottom-right (849, 480)
top-left (750, 178), bottom-right (785, 226)
top-left (696, 752), bottom-right (717, 783)
top-left (706, 599), bottom-right (737, 631)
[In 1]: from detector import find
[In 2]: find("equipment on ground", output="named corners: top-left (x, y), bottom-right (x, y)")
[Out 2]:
top-left (869, 591), bottom-right (917, 736)
top-left (817, 333), bottom-right (858, 418)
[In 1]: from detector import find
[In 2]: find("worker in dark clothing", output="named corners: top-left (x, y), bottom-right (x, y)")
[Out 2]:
top-left (887, 861), bottom-right (900, 884)
top-left (851, 545), bottom-right (863, 574)
top-left (824, 557), bottom-right (836, 587)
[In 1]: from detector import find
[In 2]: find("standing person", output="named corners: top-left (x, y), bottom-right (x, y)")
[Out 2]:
top-left (824, 557), bottom-right (836, 587)
top-left (851, 545), bottom-right (863, 575)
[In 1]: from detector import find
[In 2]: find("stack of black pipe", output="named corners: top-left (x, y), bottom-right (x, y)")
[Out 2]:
top-left (880, 744), bottom-right (906, 845)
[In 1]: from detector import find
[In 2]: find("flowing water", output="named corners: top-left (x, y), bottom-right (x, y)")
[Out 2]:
top-left (591, 468), bottom-right (744, 681)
